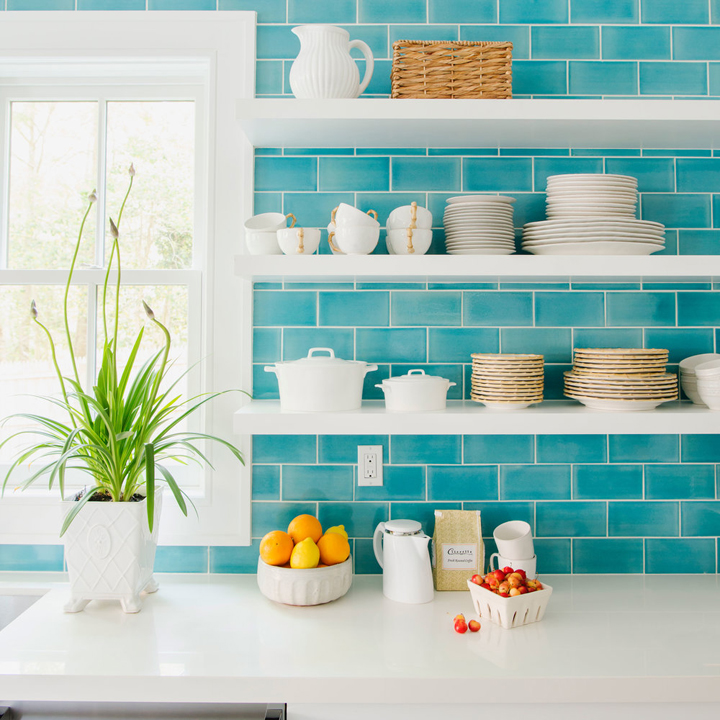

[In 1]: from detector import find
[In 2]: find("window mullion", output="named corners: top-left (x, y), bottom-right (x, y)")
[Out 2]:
top-left (95, 96), bottom-right (108, 269)
top-left (0, 92), bottom-right (8, 270)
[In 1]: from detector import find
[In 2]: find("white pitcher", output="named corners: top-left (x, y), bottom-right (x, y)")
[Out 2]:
top-left (289, 25), bottom-right (374, 99)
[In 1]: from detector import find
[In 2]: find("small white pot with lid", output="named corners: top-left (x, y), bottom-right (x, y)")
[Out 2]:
top-left (265, 348), bottom-right (378, 412)
top-left (375, 369), bottom-right (456, 412)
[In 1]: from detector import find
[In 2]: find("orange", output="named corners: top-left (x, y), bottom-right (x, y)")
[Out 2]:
top-left (287, 514), bottom-right (323, 544)
top-left (259, 530), bottom-right (293, 566)
top-left (317, 531), bottom-right (351, 566)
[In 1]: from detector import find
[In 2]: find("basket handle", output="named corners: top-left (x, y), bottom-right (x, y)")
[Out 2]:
top-left (349, 39), bottom-right (374, 96)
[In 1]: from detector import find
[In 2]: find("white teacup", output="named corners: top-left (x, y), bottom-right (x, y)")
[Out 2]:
top-left (387, 203), bottom-right (432, 230)
top-left (331, 225), bottom-right (380, 255)
top-left (493, 520), bottom-right (534, 560)
top-left (246, 231), bottom-right (282, 255)
top-left (244, 212), bottom-right (288, 232)
top-left (489, 553), bottom-right (537, 580)
top-left (334, 203), bottom-right (380, 228)
top-left (278, 226), bottom-right (321, 255)
top-left (386, 228), bottom-right (432, 255)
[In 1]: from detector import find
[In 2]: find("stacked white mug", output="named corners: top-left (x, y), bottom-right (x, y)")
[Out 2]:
top-left (488, 520), bottom-right (537, 579)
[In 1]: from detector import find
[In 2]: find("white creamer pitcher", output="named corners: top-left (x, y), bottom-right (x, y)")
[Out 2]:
top-left (289, 25), bottom-right (374, 99)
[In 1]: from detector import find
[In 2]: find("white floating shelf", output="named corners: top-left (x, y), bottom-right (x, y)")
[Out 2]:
top-left (234, 400), bottom-right (718, 435)
top-left (237, 98), bottom-right (720, 149)
top-left (236, 254), bottom-right (720, 281)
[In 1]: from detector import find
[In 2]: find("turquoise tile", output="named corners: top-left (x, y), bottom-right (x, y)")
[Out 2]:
top-left (390, 502), bottom-right (461, 533)
top-left (389, 25), bottom-right (460, 45)
top-left (572, 148), bottom-right (641, 156)
top-left (464, 292), bottom-right (533, 326)
top-left (679, 230), bottom-right (720, 254)
top-left (646, 538), bottom-right (716, 574)
top-left (392, 435), bottom-right (462, 464)
top-left (571, 0), bottom-right (638, 22)
top-left (645, 329), bottom-right (714, 363)
top-left (359, 149), bottom-right (427, 156)
top-left (356, 193), bottom-right (428, 226)
top-left (286, 282), bottom-right (355, 290)
top-left (337, 25), bottom-right (391, 58)
top-left (428, 282), bottom-right (498, 290)
top-left (318, 435), bottom-right (389, 464)
top-left (500, 282), bottom-right (570, 291)
top-left (428, 328), bottom-right (499, 361)
top-left (253, 193), bottom-right (282, 216)
top-left (79, 0), bottom-right (144, 8)
top-left (252, 465), bottom-right (280, 500)
top-left (282, 328), bottom-right (355, 361)
top-left (573, 282), bottom-right (641, 291)
top-left (535, 539), bottom-right (572, 573)
top-left (460, 25), bottom-right (530, 59)
top-left (463, 501), bottom-right (535, 533)
top-left (392, 291), bottom-right (461, 326)
top-left (283, 192), bottom-right (354, 228)
top-left (357, 466), bottom-right (426, 501)
top-left (354, 539), bottom-right (382, 573)
top-left (655, 229), bottom-right (678, 254)
top-left (678, 292), bottom-right (720, 326)
top-left (536, 501), bottom-right (607, 536)
top-left (319, 291), bottom-right (389, 327)
top-left (364, 365), bottom-right (390, 399)
top-left (714, 0), bottom-right (720, 23)
top-left (429, 149), bottom-right (498, 156)
top-left (255, 157), bottom-right (317, 191)
top-left (609, 435), bottom-right (679, 463)
top-left (220, 0), bottom-right (285, 20)
top-left (209, 541), bottom-right (261, 574)
top-left (464, 435), bottom-right (534, 464)
top-left (501, 328), bottom-right (572, 362)
top-left (252, 502), bottom-right (318, 537)
top-left (283, 148), bottom-right (355, 156)
top-left (361, 59), bottom-right (393, 94)
top-left (392, 158), bottom-right (461, 191)
top-left (255, 61), bottom-right (284, 97)
top-left (643, 149), bottom-right (711, 157)
top-left (606, 291), bottom-right (676, 327)
top-left (359, 0), bottom-right (426, 22)
top-left (673, 28), bottom-right (720, 61)
top-left (289, 0), bottom-right (357, 23)
top-left (500, 465), bottom-right (571, 500)
top-left (535, 292), bottom-right (605, 327)
top-left (253, 328), bottom-right (281, 364)
top-left (7, 0), bottom-right (73, 5)
top-left (604, 158), bottom-right (674, 191)
top-left (601, 26), bottom-right (670, 60)
top-left (573, 539), bottom-right (643, 573)
top-left (677, 159), bottom-right (720, 192)
top-left (646, 465), bottom-right (716, 500)
top-left (642, 0), bottom-right (708, 23)
top-left (319, 157), bottom-right (389, 192)
top-left (283, 465), bottom-right (354, 501)
top-left (643, 280), bottom-right (709, 290)
top-left (510, 192), bottom-right (554, 223)
top-left (431, 0), bottom-right (496, 22)
top-left (254, 291), bottom-right (316, 326)
top-left (609, 501), bottom-right (679, 536)
top-left (639, 62), bottom-right (707, 95)
top-left (391, 364), bottom-right (464, 400)
top-left (0, 544), bottom-right (64, 572)
top-left (254, 436), bottom-right (317, 464)
top-left (319, 502), bottom-right (388, 538)
top-left (500, 0), bottom-right (568, 23)
top-left (573, 465), bottom-right (643, 500)
top-left (532, 27), bottom-right (599, 60)
top-left (543, 363), bottom-right (572, 400)
top-left (533, 157), bottom-right (603, 190)
top-left (427, 465), bottom-right (498, 501)
top-left (357, 281), bottom-right (427, 290)
top-left (642, 194), bottom-right (711, 228)
top-left (155, 546), bottom-right (208, 573)
top-left (356, 328), bottom-right (427, 363)
top-left (464, 158), bottom-right (533, 192)
top-left (569, 61), bottom-right (638, 95)
top-left (537, 435), bottom-right (607, 463)
top-left (682, 435), bottom-right (720, 462)
top-left (711, 64), bottom-right (720, 95)
top-left (682, 501), bottom-right (720, 535)
top-left (253, 365), bottom-right (279, 400)
top-left (256, 26), bottom-right (301, 60)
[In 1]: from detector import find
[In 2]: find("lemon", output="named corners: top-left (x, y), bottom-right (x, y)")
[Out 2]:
top-left (290, 537), bottom-right (320, 569)
top-left (324, 524), bottom-right (348, 539)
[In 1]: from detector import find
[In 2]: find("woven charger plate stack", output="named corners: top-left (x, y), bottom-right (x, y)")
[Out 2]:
top-left (564, 348), bottom-right (678, 412)
top-left (471, 353), bottom-right (544, 410)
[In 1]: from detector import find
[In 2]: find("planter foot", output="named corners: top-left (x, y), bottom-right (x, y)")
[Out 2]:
top-left (64, 597), bottom-right (91, 614)
top-left (120, 594), bottom-right (143, 614)
top-left (144, 575), bottom-right (160, 594)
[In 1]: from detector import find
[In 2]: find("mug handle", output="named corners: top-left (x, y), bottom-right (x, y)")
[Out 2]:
top-left (349, 39), bottom-right (374, 96)
top-left (328, 229), bottom-right (342, 254)
top-left (405, 200), bottom-right (417, 254)
top-left (297, 227), bottom-right (305, 254)
top-left (286, 213), bottom-right (297, 228)
top-left (366, 209), bottom-right (378, 221)
top-left (489, 552), bottom-right (499, 572)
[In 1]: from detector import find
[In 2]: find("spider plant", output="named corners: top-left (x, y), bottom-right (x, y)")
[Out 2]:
top-left (1, 166), bottom-right (244, 536)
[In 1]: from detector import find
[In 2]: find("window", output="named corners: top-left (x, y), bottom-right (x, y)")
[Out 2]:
top-left (0, 12), bottom-right (255, 545)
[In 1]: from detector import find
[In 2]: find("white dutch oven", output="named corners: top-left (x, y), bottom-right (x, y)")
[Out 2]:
top-left (265, 348), bottom-right (377, 412)
top-left (376, 369), bottom-right (456, 412)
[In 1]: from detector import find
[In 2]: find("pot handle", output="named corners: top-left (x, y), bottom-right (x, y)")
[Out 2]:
top-left (364, 363), bottom-right (379, 374)
top-left (349, 39), bottom-right (374, 96)
top-left (308, 348), bottom-right (335, 358)
top-left (264, 366), bottom-right (278, 374)
top-left (448, 381), bottom-right (457, 388)
top-left (407, 369), bottom-right (426, 376)
top-left (375, 383), bottom-right (390, 393)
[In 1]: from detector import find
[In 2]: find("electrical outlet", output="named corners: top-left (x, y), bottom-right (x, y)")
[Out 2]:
top-left (357, 445), bottom-right (383, 487)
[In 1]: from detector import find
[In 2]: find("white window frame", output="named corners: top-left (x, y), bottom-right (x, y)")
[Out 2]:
top-left (0, 11), bottom-right (255, 546)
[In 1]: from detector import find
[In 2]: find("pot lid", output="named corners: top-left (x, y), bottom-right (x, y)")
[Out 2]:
top-left (279, 347), bottom-right (364, 367)
top-left (384, 519), bottom-right (423, 536)
top-left (383, 369), bottom-right (448, 384)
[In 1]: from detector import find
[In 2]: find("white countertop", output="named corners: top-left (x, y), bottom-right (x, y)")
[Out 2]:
top-left (0, 573), bottom-right (719, 705)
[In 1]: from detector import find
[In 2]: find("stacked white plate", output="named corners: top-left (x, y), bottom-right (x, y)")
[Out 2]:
top-left (521, 174), bottom-right (666, 256)
top-left (564, 348), bottom-right (678, 411)
top-left (443, 195), bottom-right (516, 255)
top-left (678, 353), bottom-right (720, 405)
top-left (470, 353), bottom-right (544, 410)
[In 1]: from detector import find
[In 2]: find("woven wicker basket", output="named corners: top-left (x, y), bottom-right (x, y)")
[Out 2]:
top-left (391, 40), bottom-right (512, 99)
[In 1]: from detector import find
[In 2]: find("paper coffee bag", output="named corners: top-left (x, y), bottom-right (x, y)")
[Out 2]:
top-left (431, 509), bottom-right (484, 591)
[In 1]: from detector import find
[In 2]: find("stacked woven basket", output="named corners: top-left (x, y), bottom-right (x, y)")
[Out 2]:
top-left (471, 354), bottom-right (544, 410)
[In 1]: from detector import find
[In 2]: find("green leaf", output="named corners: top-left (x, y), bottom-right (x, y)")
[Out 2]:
top-left (60, 486), bottom-right (101, 537)
top-left (145, 443), bottom-right (155, 532)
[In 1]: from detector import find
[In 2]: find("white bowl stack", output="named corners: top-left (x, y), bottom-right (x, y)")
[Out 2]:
top-left (521, 174), bottom-right (666, 255)
top-left (694, 359), bottom-right (720, 410)
top-left (679, 353), bottom-right (720, 405)
top-left (470, 353), bottom-right (544, 409)
top-left (443, 195), bottom-right (516, 255)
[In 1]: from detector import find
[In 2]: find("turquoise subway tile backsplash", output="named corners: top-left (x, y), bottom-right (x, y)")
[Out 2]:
top-left (601, 26), bottom-right (670, 60)
top-left (573, 465), bottom-right (644, 499)
top-left (430, 0), bottom-right (497, 24)
top-left (573, 539), bottom-right (644, 573)
top-left (608, 501), bottom-right (679, 536)
top-left (500, 0), bottom-right (568, 24)
top-left (571, 0), bottom-right (639, 24)
top-left (460, 25), bottom-right (530, 58)
top-left (639, 62), bottom-right (708, 95)
top-left (645, 465), bottom-right (716, 500)
top-left (531, 26), bottom-right (600, 59)
top-left (288, 0), bottom-right (357, 24)
top-left (536, 435), bottom-right (607, 463)
top-left (569, 61), bottom-right (638, 95)
top-left (641, 0), bottom-right (708, 25)
top-left (645, 538), bottom-right (716, 574)
top-left (672, 27), bottom-right (720, 61)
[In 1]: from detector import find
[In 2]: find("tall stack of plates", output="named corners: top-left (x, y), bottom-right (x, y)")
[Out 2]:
top-left (443, 195), bottom-right (516, 255)
top-left (564, 348), bottom-right (678, 411)
top-left (470, 353), bottom-right (544, 409)
top-left (521, 174), bottom-right (666, 255)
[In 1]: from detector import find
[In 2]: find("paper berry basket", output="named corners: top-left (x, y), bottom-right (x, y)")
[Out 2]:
top-left (467, 579), bottom-right (553, 630)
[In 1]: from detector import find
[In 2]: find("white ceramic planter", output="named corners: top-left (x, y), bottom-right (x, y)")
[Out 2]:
top-left (63, 488), bottom-right (163, 614)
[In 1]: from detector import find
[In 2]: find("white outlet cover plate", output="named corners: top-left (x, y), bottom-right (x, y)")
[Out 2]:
top-left (357, 445), bottom-right (383, 487)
